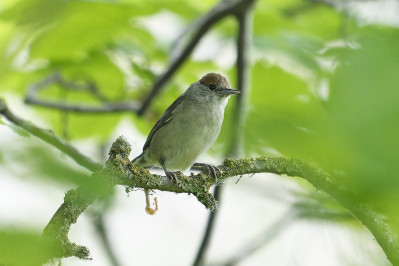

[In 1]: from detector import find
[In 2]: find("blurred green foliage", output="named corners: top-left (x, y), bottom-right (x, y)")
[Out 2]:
top-left (0, 229), bottom-right (57, 266)
top-left (1, 0), bottom-right (399, 263)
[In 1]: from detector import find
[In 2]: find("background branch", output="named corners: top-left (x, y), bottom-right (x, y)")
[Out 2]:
top-left (192, 185), bottom-right (223, 266)
top-left (137, 0), bottom-right (256, 116)
top-left (25, 72), bottom-right (140, 113)
top-left (0, 98), bottom-right (102, 172)
top-left (92, 213), bottom-right (121, 266)
top-left (215, 192), bottom-right (355, 266)
top-left (193, 0), bottom-right (255, 264)
top-left (227, 0), bottom-right (253, 158)
top-left (218, 208), bottom-right (296, 266)
top-left (25, 99), bottom-right (140, 113)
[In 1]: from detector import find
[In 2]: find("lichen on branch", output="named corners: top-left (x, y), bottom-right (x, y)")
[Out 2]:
top-left (41, 136), bottom-right (399, 264)
top-left (2, 98), bottom-right (398, 264)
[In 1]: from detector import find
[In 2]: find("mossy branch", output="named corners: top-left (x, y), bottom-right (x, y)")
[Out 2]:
top-left (41, 136), bottom-right (399, 264)
top-left (0, 98), bottom-right (102, 172)
top-left (1, 99), bottom-right (398, 264)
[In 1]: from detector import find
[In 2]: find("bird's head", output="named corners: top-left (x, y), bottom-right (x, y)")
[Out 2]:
top-left (185, 73), bottom-right (240, 103)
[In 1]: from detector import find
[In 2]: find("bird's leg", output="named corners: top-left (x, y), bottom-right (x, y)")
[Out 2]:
top-left (159, 159), bottom-right (180, 185)
top-left (144, 189), bottom-right (158, 215)
top-left (192, 163), bottom-right (220, 182)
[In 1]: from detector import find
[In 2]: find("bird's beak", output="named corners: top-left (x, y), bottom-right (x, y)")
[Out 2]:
top-left (216, 88), bottom-right (240, 95)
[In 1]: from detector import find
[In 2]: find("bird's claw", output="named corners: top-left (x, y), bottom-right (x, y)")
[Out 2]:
top-left (166, 171), bottom-right (181, 185)
top-left (193, 163), bottom-right (220, 183)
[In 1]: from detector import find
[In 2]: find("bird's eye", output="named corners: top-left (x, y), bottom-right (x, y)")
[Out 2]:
top-left (209, 84), bottom-right (216, 90)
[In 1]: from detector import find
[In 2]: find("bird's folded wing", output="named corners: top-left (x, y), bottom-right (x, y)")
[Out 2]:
top-left (143, 94), bottom-right (186, 151)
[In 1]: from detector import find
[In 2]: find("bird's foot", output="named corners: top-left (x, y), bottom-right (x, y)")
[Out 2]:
top-left (166, 171), bottom-right (181, 185)
top-left (193, 163), bottom-right (220, 183)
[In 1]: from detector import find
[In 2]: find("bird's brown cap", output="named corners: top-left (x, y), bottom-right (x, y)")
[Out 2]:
top-left (199, 73), bottom-right (231, 88)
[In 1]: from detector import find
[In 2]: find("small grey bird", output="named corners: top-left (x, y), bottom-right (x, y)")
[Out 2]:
top-left (132, 73), bottom-right (239, 182)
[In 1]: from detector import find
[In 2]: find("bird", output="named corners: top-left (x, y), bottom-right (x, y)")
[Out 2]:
top-left (132, 73), bottom-right (239, 183)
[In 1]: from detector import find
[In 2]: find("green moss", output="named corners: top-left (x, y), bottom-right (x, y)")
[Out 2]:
top-left (193, 191), bottom-right (217, 211)
top-left (108, 136), bottom-right (131, 158)
top-left (71, 244), bottom-right (91, 259)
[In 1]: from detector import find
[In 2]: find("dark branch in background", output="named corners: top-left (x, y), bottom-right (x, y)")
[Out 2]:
top-left (92, 214), bottom-right (121, 266)
top-left (192, 185), bottom-right (222, 266)
top-left (39, 136), bottom-right (399, 265)
top-left (89, 144), bottom-right (122, 266)
top-left (218, 208), bottom-right (296, 266)
top-left (227, 0), bottom-right (253, 158)
top-left (137, 0), bottom-right (257, 116)
top-left (25, 72), bottom-right (140, 113)
top-left (58, 84), bottom-right (70, 140)
top-left (0, 98), bottom-right (102, 172)
top-left (193, 0), bottom-right (255, 264)
top-left (215, 192), bottom-right (355, 266)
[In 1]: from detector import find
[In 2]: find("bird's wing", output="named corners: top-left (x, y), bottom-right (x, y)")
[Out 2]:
top-left (143, 93), bottom-right (186, 151)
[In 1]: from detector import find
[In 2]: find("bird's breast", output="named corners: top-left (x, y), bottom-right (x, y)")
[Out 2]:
top-left (147, 101), bottom-right (225, 171)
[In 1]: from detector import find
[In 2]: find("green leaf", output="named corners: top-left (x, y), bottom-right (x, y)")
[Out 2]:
top-left (53, 51), bottom-right (126, 101)
top-left (243, 62), bottom-right (329, 158)
top-left (295, 191), bottom-right (355, 223)
top-left (327, 26), bottom-right (399, 202)
top-left (253, 0), bottom-right (344, 40)
top-left (28, 1), bottom-right (139, 61)
top-left (253, 33), bottom-right (323, 71)
top-left (0, 229), bottom-right (57, 266)
top-left (246, 26), bottom-right (399, 231)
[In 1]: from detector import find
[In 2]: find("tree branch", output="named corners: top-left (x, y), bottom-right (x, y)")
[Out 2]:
top-left (41, 136), bottom-right (399, 265)
top-left (137, 0), bottom-right (256, 116)
top-left (92, 213), bottom-right (121, 266)
top-left (193, 1), bottom-right (255, 264)
top-left (192, 186), bottom-right (223, 266)
top-left (25, 72), bottom-right (140, 113)
top-left (25, 98), bottom-right (140, 113)
top-left (218, 208), bottom-right (296, 266)
top-left (227, 1), bottom-right (253, 157)
top-left (216, 192), bottom-right (355, 266)
top-left (0, 98), bottom-right (102, 172)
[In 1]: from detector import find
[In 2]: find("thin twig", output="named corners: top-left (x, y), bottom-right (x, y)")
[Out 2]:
top-left (0, 98), bottom-right (102, 172)
top-left (227, 0), bottom-right (253, 158)
top-left (192, 185), bottom-right (223, 266)
top-left (25, 72), bottom-right (140, 113)
top-left (216, 191), bottom-right (354, 266)
top-left (193, 1), bottom-right (255, 264)
top-left (92, 214), bottom-right (121, 266)
top-left (26, 72), bottom-right (106, 101)
top-left (218, 208), bottom-right (296, 266)
top-left (25, 98), bottom-right (140, 113)
top-left (89, 145), bottom-right (122, 266)
top-left (137, 0), bottom-right (255, 116)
